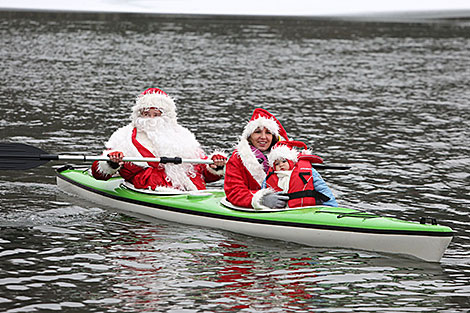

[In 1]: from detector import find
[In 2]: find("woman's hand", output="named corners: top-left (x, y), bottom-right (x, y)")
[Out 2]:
top-left (262, 192), bottom-right (289, 209)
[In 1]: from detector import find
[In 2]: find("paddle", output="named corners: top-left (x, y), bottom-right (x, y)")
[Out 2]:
top-left (0, 142), bottom-right (351, 171)
top-left (310, 164), bottom-right (351, 170)
top-left (0, 143), bottom-right (214, 170)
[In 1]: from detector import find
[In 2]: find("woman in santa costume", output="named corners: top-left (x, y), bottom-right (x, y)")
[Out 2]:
top-left (224, 108), bottom-right (294, 210)
top-left (264, 141), bottom-right (338, 208)
top-left (92, 87), bottom-right (227, 191)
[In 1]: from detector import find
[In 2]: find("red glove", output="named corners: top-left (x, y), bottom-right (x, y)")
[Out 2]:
top-left (210, 154), bottom-right (227, 169)
top-left (211, 154), bottom-right (227, 162)
top-left (107, 151), bottom-right (124, 168)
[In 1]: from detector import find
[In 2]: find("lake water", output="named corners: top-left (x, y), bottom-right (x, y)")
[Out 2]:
top-left (1, 10), bottom-right (470, 312)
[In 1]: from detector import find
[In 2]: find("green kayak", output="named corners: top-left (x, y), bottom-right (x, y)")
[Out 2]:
top-left (56, 167), bottom-right (453, 262)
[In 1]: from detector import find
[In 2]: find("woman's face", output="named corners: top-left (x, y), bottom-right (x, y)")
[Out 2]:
top-left (249, 127), bottom-right (273, 152)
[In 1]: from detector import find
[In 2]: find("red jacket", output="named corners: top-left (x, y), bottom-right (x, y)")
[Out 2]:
top-left (224, 150), bottom-right (265, 208)
top-left (92, 128), bottom-right (222, 190)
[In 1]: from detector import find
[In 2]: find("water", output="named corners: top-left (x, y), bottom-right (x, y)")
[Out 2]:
top-left (1, 10), bottom-right (470, 312)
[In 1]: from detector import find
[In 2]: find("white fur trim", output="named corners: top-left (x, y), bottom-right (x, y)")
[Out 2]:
top-left (251, 188), bottom-right (276, 211)
top-left (275, 170), bottom-right (292, 192)
top-left (131, 93), bottom-right (177, 123)
top-left (236, 138), bottom-right (267, 186)
top-left (268, 145), bottom-right (299, 167)
top-left (95, 160), bottom-right (120, 175)
top-left (103, 122), bottom-right (206, 191)
top-left (105, 124), bottom-right (149, 168)
top-left (206, 150), bottom-right (227, 176)
top-left (241, 116), bottom-right (279, 139)
top-left (151, 185), bottom-right (179, 191)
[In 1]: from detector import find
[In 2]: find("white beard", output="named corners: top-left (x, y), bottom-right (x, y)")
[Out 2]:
top-left (134, 116), bottom-right (204, 191)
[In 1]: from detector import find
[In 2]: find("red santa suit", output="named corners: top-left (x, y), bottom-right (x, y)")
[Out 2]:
top-left (224, 108), bottom-right (289, 209)
top-left (92, 88), bottom-right (225, 191)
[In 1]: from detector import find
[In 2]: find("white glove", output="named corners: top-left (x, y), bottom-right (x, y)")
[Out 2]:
top-left (261, 192), bottom-right (289, 209)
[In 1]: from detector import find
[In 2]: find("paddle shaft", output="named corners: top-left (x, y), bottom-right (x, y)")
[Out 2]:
top-left (50, 156), bottom-right (348, 169)
top-left (36, 155), bottom-right (348, 169)
top-left (60, 155), bottom-right (213, 164)
top-left (0, 143), bottom-right (350, 170)
top-left (0, 143), bottom-right (217, 170)
top-left (2, 153), bottom-right (213, 164)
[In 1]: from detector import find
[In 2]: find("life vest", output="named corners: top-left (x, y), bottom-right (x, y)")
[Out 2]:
top-left (264, 157), bottom-right (330, 208)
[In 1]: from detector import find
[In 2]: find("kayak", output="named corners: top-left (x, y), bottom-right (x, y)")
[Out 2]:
top-left (56, 167), bottom-right (453, 262)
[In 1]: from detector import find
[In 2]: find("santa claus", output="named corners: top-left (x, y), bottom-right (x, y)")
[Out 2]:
top-left (92, 87), bottom-right (226, 191)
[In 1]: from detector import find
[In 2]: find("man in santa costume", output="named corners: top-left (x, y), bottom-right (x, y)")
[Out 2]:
top-left (224, 108), bottom-right (295, 210)
top-left (92, 87), bottom-right (226, 191)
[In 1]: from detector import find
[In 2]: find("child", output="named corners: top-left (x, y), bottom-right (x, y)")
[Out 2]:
top-left (263, 141), bottom-right (338, 208)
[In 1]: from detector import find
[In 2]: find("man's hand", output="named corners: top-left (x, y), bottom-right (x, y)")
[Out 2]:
top-left (107, 151), bottom-right (124, 169)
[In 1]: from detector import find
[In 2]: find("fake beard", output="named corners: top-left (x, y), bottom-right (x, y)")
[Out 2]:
top-left (135, 116), bottom-right (203, 191)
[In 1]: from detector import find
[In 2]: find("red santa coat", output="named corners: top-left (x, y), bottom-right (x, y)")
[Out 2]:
top-left (92, 125), bottom-right (224, 191)
top-left (224, 140), bottom-right (274, 209)
top-left (92, 159), bottom-right (220, 190)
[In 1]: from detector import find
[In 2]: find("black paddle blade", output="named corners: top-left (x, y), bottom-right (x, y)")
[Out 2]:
top-left (311, 164), bottom-right (351, 170)
top-left (0, 143), bottom-right (51, 170)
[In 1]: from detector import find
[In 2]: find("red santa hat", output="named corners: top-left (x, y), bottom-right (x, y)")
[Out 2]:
top-left (241, 108), bottom-right (289, 142)
top-left (131, 87), bottom-right (177, 123)
top-left (267, 141), bottom-right (304, 167)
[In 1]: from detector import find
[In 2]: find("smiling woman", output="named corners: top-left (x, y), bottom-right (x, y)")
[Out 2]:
top-left (224, 108), bottom-right (291, 210)
top-left (248, 127), bottom-right (273, 152)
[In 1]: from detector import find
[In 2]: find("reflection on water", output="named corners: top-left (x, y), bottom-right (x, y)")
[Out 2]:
top-left (3, 213), bottom-right (466, 312)
top-left (1, 10), bottom-right (470, 312)
top-left (0, 213), bottom-right (457, 312)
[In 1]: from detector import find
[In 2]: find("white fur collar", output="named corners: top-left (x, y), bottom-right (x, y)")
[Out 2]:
top-left (104, 124), bottom-right (150, 168)
top-left (236, 138), bottom-right (266, 186)
top-left (103, 123), bottom-right (199, 191)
